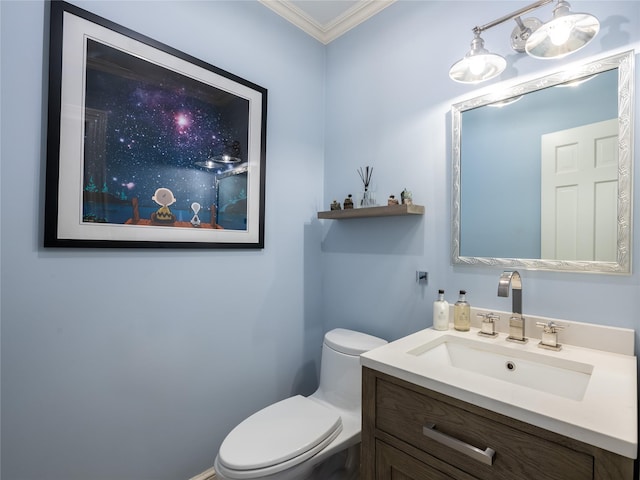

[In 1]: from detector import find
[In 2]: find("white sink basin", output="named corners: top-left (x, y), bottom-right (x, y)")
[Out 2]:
top-left (407, 335), bottom-right (593, 401)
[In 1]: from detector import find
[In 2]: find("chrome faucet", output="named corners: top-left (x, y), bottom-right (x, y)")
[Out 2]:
top-left (497, 271), bottom-right (527, 343)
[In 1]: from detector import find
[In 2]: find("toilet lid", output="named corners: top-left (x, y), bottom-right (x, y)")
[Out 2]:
top-left (218, 395), bottom-right (342, 471)
top-left (324, 328), bottom-right (388, 356)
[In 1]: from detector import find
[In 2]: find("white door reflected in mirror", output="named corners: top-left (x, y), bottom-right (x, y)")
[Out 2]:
top-left (541, 119), bottom-right (618, 261)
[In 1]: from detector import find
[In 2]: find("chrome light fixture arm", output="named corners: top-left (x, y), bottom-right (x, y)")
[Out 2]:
top-left (472, 0), bottom-right (554, 35)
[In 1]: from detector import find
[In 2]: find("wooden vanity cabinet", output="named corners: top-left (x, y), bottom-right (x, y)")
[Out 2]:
top-left (362, 367), bottom-right (634, 480)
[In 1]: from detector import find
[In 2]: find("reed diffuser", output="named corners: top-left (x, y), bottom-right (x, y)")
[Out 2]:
top-left (357, 166), bottom-right (375, 207)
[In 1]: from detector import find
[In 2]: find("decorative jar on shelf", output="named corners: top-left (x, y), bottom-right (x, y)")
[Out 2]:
top-left (358, 189), bottom-right (376, 207)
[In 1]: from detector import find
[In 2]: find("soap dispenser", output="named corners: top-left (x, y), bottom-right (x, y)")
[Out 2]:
top-left (433, 289), bottom-right (449, 331)
top-left (454, 290), bottom-right (471, 331)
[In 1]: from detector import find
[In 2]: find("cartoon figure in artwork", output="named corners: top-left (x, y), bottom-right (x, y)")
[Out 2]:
top-left (190, 202), bottom-right (202, 227)
top-left (151, 187), bottom-right (177, 225)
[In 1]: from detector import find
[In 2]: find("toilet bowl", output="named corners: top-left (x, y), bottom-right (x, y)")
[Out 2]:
top-left (213, 328), bottom-right (387, 480)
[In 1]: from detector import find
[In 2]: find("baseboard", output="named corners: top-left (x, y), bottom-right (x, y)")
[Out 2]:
top-left (188, 466), bottom-right (216, 480)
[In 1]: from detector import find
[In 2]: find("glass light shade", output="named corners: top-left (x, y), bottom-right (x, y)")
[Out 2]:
top-left (525, 1), bottom-right (599, 59)
top-left (449, 35), bottom-right (506, 84)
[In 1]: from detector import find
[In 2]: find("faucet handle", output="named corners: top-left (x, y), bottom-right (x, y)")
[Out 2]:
top-left (478, 312), bottom-right (499, 338)
top-left (536, 321), bottom-right (566, 351)
top-left (535, 321), bottom-right (565, 333)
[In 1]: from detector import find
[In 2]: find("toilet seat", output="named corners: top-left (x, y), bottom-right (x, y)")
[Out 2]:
top-left (217, 395), bottom-right (343, 473)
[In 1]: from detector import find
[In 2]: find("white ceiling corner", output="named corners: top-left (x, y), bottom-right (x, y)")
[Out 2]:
top-left (258, 0), bottom-right (397, 44)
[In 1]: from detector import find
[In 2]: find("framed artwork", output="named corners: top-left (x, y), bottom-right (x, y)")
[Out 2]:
top-left (44, 1), bottom-right (267, 248)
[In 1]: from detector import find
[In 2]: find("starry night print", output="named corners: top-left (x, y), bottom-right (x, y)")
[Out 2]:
top-left (82, 38), bottom-right (249, 229)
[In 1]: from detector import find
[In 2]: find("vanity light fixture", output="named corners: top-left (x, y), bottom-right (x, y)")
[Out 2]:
top-left (449, 0), bottom-right (600, 84)
top-left (448, 32), bottom-right (507, 84)
top-left (525, 1), bottom-right (600, 59)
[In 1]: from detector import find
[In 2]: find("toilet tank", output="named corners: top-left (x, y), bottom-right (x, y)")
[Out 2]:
top-left (316, 329), bottom-right (387, 410)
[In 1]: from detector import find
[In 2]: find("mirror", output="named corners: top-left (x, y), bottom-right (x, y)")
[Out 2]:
top-left (452, 50), bottom-right (634, 274)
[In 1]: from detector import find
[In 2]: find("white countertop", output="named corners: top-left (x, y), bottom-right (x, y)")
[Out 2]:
top-left (361, 325), bottom-right (637, 459)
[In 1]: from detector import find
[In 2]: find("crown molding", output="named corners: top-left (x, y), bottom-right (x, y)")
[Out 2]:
top-left (259, 0), bottom-right (396, 44)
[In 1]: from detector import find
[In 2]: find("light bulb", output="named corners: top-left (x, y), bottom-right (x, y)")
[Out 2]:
top-left (469, 56), bottom-right (486, 76)
top-left (548, 19), bottom-right (572, 45)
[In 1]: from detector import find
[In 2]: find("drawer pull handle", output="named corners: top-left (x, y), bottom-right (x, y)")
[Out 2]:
top-left (423, 423), bottom-right (495, 466)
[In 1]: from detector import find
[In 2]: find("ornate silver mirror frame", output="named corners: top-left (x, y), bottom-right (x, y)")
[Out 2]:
top-left (452, 50), bottom-right (635, 274)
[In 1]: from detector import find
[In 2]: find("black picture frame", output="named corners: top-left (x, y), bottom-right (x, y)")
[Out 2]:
top-left (44, 1), bottom-right (267, 248)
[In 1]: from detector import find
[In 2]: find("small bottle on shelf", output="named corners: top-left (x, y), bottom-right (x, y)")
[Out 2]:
top-left (454, 290), bottom-right (471, 331)
top-left (432, 289), bottom-right (449, 331)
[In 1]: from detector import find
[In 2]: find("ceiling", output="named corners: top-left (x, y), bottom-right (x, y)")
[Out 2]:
top-left (258, 0), bottom-right (397, 44)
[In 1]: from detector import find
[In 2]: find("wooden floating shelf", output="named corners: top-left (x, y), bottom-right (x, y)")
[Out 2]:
top-left (317, 204), bottom-right (425, 220)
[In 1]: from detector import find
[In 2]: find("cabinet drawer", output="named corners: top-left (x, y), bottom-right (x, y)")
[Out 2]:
top-left (376, 440), bottom-right (477, 480)
top-left (375, 378), bottom-right (594, 480)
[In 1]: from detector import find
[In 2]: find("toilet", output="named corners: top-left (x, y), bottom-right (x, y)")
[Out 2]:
top-left (213, 328), bottom-right (388, 480)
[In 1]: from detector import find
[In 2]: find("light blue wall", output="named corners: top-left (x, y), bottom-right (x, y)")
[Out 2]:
top-left (322, 0), bottom-right (640, 343)
top-left (2, 1), bottom-right (640, 479)
top-left (1, 1), bottom-right (326, 479)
